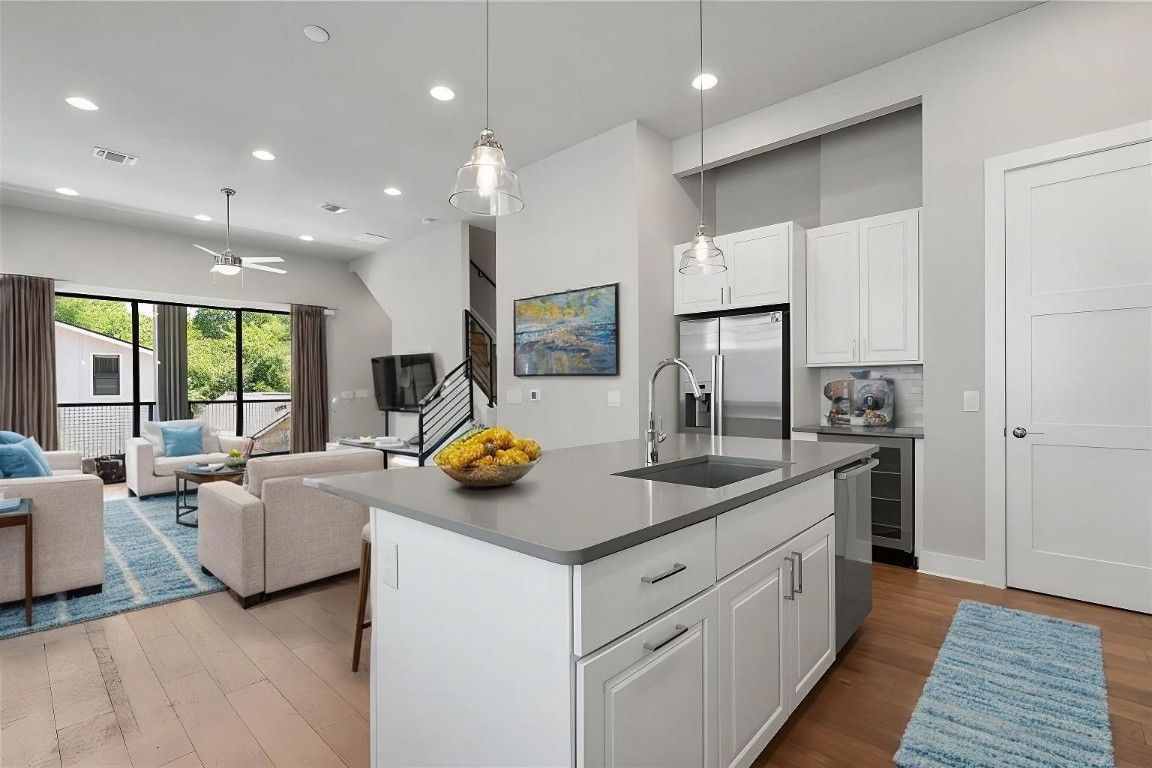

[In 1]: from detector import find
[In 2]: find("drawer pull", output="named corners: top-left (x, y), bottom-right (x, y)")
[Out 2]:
top-left (643, 624), bottom-right (689, 653)
top-left (784, 557), bottom-right (795, 600)
top-left (792, 551), bottom-right (804, 594)
top-left (641, 562), bottom-right (686, 584)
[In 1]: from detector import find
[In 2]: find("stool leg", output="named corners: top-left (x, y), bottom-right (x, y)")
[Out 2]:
top-left (352, 539), bottom-right (371, 672)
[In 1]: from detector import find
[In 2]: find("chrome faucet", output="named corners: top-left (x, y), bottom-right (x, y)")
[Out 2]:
top-left (647, 358), bottom-right (702, 465)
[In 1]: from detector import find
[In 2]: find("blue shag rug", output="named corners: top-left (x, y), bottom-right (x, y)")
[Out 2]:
top-left (0, 494), bottom-right (225, 639)
top-left (895, 600), bottom-right (1113, 768)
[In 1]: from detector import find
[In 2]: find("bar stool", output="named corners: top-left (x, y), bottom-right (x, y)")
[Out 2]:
top-left (352, 522), bottom-right (371, 672)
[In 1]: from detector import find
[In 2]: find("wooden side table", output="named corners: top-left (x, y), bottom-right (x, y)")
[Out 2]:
top-left (0, 498), bottom-right (32, 626)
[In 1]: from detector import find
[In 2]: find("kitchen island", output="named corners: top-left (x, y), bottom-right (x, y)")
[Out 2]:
top-left (308, 434), bottom-right (876, 768)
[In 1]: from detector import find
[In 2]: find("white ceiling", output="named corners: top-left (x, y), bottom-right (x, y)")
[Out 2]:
top-left (0, 1), bottom-right (1032, 261)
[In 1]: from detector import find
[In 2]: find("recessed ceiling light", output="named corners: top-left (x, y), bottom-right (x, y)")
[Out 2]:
top-left (194, 214), bottom-right (212, 222)
top-left (303, 25), bottom-right (330, 43)
top-left (383, 187), bottom-right (402, 196)
top-left (65, 96), bottom-right (99, 111)
top-left (429, 86), bottom-right (455, 102)
top-left (55, 187), bottom-right (79, 196)
top-left (252, 149), bottom-right (276, 161)
top-left (692, 73), bottom-right (718, 90)
top-left (299, 235), bottom-right (314, 241)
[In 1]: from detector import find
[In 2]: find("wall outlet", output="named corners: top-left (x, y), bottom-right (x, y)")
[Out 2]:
top-left (529, 389), bottom-right (542, 402)
top-left (378, 538), bottom-right (399, 589)
top-left (963, 390), bottom-right (981, 412)
top-left (340, 390), bottom-right (355, 400)
top-left (607, 390), bottom-right (621, 407)
top-left (505, 389), bottom-right (522, 404)
top-left (355, 388), bottom-right (371, 399)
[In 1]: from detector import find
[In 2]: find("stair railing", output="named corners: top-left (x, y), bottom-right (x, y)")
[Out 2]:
top-left (464, 309), bottom-right (497, 407)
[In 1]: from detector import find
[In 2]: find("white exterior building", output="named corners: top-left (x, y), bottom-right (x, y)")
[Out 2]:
top-left (55, 321), bottom-right (156, 404)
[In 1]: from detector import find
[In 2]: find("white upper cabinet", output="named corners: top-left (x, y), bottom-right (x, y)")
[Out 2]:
top-left (805, 222), bottom-right (859, 365)
top-left (675, 239), bottom-right (727, 315)
top-left (805, 208), bottom-right (921, 366)
top-left (859, 210), bottom-right (920, 363)
top-left (674, 222), bottom-right (799, 315)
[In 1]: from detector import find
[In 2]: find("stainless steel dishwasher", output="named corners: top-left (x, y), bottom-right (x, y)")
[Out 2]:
top-left (834, 457), bottom-right (878, 652)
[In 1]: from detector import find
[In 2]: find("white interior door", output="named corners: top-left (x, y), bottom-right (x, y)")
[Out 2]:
top-left (1005, 139), bottom-right (1152, 613)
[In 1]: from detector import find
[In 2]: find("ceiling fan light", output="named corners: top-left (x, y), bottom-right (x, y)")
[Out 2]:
top-left (449, 130), bottom-right (524, 216)
top-left (215, 264), bottom-right (242, 276)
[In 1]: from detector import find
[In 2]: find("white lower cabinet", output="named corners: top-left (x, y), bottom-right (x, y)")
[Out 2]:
top-left (717, 515), bottom-right (835, 768)
top-left (578, 515), bottom-right (836, 768)
top-left (577, 588), bottom-right (719, 768)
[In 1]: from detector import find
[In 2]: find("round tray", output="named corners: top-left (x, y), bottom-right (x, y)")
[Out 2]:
top-left (436, 457), bottom-right (540, 488)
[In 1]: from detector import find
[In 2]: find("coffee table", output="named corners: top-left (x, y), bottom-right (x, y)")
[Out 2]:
top-left (0, 498), bottom-right (32, 625)
top-left (174, 467), bottom-right (245, 527)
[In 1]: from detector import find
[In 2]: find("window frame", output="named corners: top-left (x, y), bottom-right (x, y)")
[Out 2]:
top-left (89, 352), bottom-right (123, 398)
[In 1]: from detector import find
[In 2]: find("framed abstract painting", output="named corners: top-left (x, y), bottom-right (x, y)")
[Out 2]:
top-left (513, 283), bottom-right (619, 376)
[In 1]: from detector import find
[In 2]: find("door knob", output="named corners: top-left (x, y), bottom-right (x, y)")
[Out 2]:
top-left (1012, 427), bottom-right (1027, 438)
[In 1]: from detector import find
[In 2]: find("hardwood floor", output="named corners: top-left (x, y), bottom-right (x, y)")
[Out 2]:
top-left (0, 577), bottom-right (370, 768)
top-left (2, 562), bottom-right (1148, 767)
top-left (754, 565), bottom-right (1152, 768)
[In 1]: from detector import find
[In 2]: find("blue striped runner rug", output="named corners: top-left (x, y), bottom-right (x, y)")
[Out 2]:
top-left (0, 494), bottom-right (225, 638)
top-left (895, 600), bottom-right (1113, 768)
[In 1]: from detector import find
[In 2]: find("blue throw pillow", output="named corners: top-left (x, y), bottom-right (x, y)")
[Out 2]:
top-left (20, 438), bottom-right (53, 476)
top-left (0, 430), bottom-right (26, 445)
top-left (0, 443), bottom-right (49, 478)
top-left (162, 425), bottom-right (203, 457)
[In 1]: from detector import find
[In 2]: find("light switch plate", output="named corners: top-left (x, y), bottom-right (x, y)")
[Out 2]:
top-left (607, 390), bottom-right (621, 407)
top-left (505, 389), bottom-right (522, 404)
top-left (963, 390), bottom-right (981, 412)
top-left (355, 389), bottom-right (371, 399)
top-left (529, 389), bottom-right (541, 402)
top-left (378, 538), bottom-right (399, 589)
top-left (340, 390), bottom-right (354, 400)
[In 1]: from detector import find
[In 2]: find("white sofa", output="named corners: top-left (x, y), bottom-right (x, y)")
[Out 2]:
top-left (197, 448), bottom-right (383, 606)
top-left (0, 451), bottom-right (105, 603)
top-left (126, 432), bottom-right (250, 498)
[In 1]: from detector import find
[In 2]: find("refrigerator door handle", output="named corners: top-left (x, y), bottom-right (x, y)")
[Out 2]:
top-left (711, 354), bottom-right (724, 437)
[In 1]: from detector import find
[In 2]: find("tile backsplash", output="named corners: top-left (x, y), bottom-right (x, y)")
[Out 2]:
top-left (817, 365), bottom-right (923, 428)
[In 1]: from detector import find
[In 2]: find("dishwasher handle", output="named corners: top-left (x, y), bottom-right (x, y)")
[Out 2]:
top-left (835, 458), bottom-right (879, 480)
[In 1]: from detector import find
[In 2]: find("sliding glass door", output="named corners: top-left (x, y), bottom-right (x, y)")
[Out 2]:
top-left (55, 293), bottom-right (291, 458)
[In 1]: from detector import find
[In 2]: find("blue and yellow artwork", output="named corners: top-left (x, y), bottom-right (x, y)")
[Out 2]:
top-left (514, 283), bottom-right (619, 376)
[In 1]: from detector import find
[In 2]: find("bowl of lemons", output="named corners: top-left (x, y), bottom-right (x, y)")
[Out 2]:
top-left (434, 427), bottom-right (542, 488)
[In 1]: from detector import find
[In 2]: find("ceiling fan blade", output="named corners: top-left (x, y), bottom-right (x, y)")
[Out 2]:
top-left (194, 244), bottom-right (224, 258)
top-left (241, 256), bottom-right (285, 263)
top-left (244, 263), bottom-right (287, 275)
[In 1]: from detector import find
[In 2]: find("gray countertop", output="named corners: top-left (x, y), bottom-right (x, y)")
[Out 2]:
top-left (793, 424), bottom-right (924, 439)
top-left (306, 434), bottom-right (876, 565)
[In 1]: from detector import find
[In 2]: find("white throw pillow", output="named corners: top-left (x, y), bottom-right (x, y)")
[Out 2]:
top-left (141, 420), bottom-right (222, 456)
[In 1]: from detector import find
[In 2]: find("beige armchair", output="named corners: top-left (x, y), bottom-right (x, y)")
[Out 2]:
top-left (126, 433), bottom-right (250, 498)
top-left (197, 448), bottom-right (383, 606)
top-left (0, 451), bottom-right (104, 603)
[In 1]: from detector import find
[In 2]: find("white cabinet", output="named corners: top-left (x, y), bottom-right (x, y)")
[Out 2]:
top-left (716, 516), bottom-right (835, 768)
top-left (577, 588), bottom-right (719, 768)
top-left (805, 208), bottom-right (920, 366)
top-left (675, 223), bottom-right (800, 315)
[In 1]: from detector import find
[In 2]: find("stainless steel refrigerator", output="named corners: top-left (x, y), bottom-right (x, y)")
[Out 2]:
top-left (678, 311), bottom-right (789, 438)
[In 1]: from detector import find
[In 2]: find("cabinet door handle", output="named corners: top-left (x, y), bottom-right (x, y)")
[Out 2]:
top-left (791, 551), bottom-right (804, 594)
top-left (641, 562), bottom-right (686, 584)
top-left (643, 624), bottom-right (689, 653)
top-left (863, 337), bottom-right (868, 357)
top-left (720, 287), bottom-right (724, 304)
top-left (784, 557), bottom-right (795, 600)
top-left (853, 339), bottom-right (857, 360)
top-left (727, 286), bottom-right (732, 304)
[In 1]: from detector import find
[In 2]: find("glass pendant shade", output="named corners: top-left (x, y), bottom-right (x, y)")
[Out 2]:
top-left (449, 129), bottom-right (524, 216)
top-left (679, 225), bottom-right (726, 275)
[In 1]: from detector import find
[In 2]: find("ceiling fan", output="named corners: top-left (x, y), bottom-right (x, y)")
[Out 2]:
top-left (194, 188), bottom-right (287, 276)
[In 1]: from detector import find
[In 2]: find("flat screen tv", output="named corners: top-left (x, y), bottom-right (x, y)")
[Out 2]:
top-left (371, 354), bottom-right (437, 410)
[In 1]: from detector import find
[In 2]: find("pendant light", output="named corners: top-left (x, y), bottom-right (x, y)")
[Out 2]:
top-left (679, 0), bottom-right (725, 275)
top-left (449, 0), bottom-right (524, 216)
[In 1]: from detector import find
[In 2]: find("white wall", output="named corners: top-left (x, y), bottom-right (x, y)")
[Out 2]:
top-left (672, 2), bottom-right (1152, 569)
top-left (496, 121), bottom-right (695, 450)
top-left (0, 204), bottom-right (389, 439)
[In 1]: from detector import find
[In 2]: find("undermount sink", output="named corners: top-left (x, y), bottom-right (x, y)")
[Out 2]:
top-left (614, 455), bottom-right (791, 489)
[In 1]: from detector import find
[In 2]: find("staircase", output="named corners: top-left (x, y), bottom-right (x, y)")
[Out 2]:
top-left (465, 309), bottom-right (496, 407)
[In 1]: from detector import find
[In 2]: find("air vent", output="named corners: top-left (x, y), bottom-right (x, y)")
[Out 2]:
top-left (352, 233), bottom-right (389, 245)
top-left (93, 146), bottom-right (138, 166)
top-left (320, 203), bottom-right (349, 214)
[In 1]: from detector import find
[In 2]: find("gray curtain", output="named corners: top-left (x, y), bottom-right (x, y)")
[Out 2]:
top-left (290, 304), bottom-right (328, 453)
top-left (0, 274), bottom-right (59, 449)
top-left (155, 304), bottom-right (188, 421)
